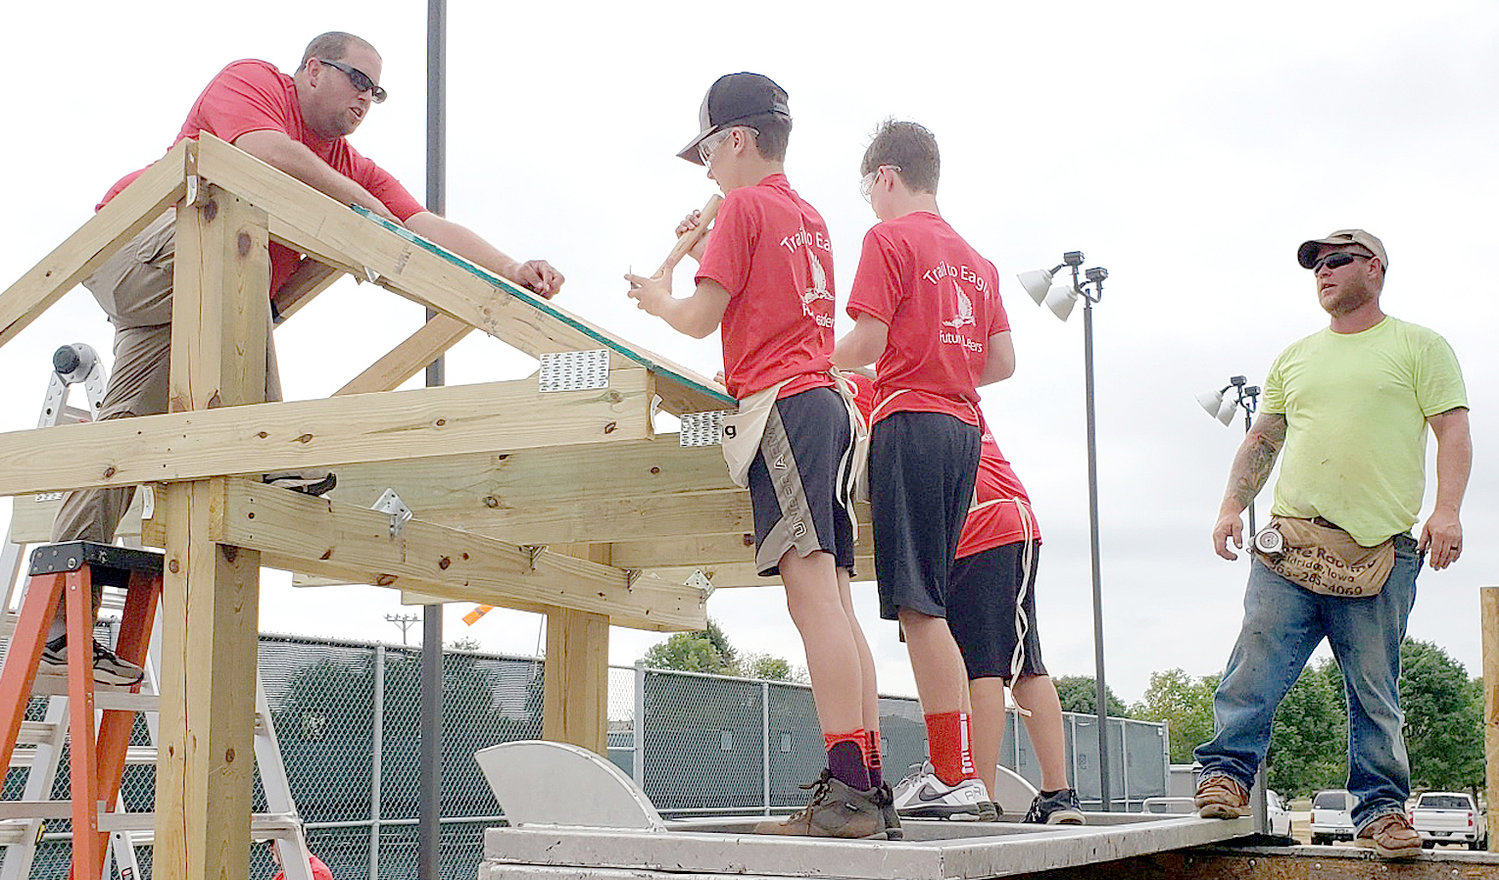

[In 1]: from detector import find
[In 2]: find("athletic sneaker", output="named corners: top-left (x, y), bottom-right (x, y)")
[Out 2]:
top-left (40, 635), bottom-right (144, 686)
top-left (891, 761), bottom-right (994, 820)
top-left (876, 782), bottom-right (903, 840)
top-left (263, 470), bottom-right (337, 496)
top-left (1022, 789), bottom-right (1086, 825)
top-left (754, 770), bottom-right (885, 839)
top-left (1194, 774), bottom-right (1250, 819)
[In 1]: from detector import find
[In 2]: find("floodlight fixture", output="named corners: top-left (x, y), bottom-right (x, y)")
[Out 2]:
top-left (1016, 250), bottom-right (1114, 810)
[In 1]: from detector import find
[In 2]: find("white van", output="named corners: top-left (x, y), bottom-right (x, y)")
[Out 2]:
top-left (1310, 789), bottom-right (1356, 845)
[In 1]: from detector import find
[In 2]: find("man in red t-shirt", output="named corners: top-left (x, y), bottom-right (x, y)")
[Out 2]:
top-left (845, 373), bottom-right (1082, 824)
top-left (832, 120), bottom-right (1013, 821)
top-left (47, 31), bottom-right (564, 686)
top-left (626, 73), bottom-right (886, 840)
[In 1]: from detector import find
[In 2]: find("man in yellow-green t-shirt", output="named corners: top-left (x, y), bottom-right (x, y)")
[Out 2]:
top-left (1192, 229), bottom-right (1471, 861)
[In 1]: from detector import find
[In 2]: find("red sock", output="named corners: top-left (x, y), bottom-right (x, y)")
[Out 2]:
top-left (924, 711), bottom-right (976, 784)
top-left (865, 729), bottom-right (884, 788)
top-left (824, 730), bottom-right (871, 790)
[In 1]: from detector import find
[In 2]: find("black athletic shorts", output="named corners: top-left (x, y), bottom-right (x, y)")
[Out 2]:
top-left (748, 386), bottom-right (857, 576)
top-left (949, 540), bottom-right (1048, 681)
top-left (869, 411), bottom-right (980, 620)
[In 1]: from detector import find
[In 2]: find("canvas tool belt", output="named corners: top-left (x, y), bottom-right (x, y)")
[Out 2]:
top-left (1252, 516), bottom-right (1394, 597)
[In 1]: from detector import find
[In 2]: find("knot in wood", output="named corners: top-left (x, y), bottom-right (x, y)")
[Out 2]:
top-left (603, 421), bottom-right (618, 434)
top-left (438, 556), bottom-right (451, 570)
top-left (483, 495), bottom-right (500, 509)
top-left (202, 201), bottom-right (217, 222)
top-left (237, 232), bottom-right (252, 256)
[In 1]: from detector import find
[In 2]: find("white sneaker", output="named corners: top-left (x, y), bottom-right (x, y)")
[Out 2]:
top-left (891, 761), bottom-right (994, 819)
top-left (40, 635), bottom-right (144, 686)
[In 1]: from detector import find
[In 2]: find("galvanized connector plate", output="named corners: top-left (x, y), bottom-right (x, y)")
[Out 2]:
top-left (371, 489), bottom-right (412, 538)
top-left (679, 411), bottom-right (729, 447)
top-left (539, 350), bottom-right (610, 393)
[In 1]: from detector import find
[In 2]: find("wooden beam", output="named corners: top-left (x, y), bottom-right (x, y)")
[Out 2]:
top-left (212, 479), bottom-right (705, 632)
top-left (645, 556), bottom-right (877, 589)
top-left (1483, 585), bottom-right (1498, 852)
top-left (0, 139), bottom-right (191, 349)
top-left (270, 259), bottom-right (342, 323)
top-left (191, 134), bottom-right (729, 415)
top-left (542, 607), bottom-right (610, 752)
top-left (0, 370), bottom-right (653, 497)
top-left (156, 186), bottom-right (267, 880)
top-left (335, 313), bottom-right (474, 396)
top-left (609, 523), bottom-right (875, 570)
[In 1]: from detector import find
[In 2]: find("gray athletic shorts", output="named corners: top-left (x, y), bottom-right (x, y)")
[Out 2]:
top-left (748, 386), bottom-right (857, 576)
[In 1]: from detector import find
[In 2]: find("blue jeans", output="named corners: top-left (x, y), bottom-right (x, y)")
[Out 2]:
top-left (1194, 534), bottom-right (1420, 830)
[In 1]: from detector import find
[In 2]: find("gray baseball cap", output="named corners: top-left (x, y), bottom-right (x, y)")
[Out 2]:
top-left (1297, 229), bottom-right (1388, 270)
top-left (676, 72), bottom-right (791, 165)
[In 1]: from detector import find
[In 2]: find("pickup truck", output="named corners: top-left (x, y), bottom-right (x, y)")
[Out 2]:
top-left (1409, 792), bottom-right (1487, 850)
top-left (1310, 789), bottom-right (1355, 845)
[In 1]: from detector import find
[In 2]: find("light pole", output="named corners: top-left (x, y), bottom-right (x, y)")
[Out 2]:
top-left (1018, 252), bottom-right (1113, 810)
top-left (1196, 375), bottom-right (1276, 835)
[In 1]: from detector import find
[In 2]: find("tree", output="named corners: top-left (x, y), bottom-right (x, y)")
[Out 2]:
top-left (1400, 638), bottom-right (1485, 792)
top-left (447, 635), bottom-right (483, 652)
top-left (1267, 657), bottom-right (1347, 797)
top-left (1053, 675), bottom-right (1128, 717)
top-left (1132, 668), bottom-right (1218, 764)
top-left (641, 619), bottom-right (739, 675)
top-left (740, 653), bottom-right (808, 684)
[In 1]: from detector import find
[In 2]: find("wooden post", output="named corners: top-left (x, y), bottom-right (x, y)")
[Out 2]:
top-left (155, 185), bottom-right (269, 880)
top-left (543, 544), bottom-right (612, 753)
top-left (1482, 585), bottom-right (1498, 852)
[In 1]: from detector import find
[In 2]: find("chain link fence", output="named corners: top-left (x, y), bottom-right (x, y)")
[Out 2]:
top-left (2, 634), bottom-right (1166, 878)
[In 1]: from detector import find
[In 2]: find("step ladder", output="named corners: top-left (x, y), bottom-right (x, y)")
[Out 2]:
top-left (0, 347), bottom-right (314, 879)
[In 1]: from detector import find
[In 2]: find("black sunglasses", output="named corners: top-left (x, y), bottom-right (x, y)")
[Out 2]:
top-left (318, 58), bottom-right (387, 103)
top-left (1309, 251), bottom-right (1371, 272)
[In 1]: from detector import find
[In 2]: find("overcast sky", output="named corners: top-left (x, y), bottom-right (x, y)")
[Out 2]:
top-left (2, 1), bottom-right (1496, 708)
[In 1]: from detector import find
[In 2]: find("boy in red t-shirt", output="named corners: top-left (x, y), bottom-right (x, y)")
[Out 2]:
top-left (833, 120), bottom-right (1014, 820)
top-left (626, 74), bottom-right (888, 839)
top-left (845, 373), bottom-right (1082, 824)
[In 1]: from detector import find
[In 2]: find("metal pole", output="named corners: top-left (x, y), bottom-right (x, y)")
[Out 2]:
top-left (633, 661), bottom-right (646, 786)
top-left (371, 646), bottom-right (385, 880)
top-left (419, 3), bottom-right (446, 878)
top-left (762, 682), bottom-right (771, 815)
top-left (1240, 400), bottom-right (1269, 831)
top-left (1082, 296), bottom-right (1112, 811)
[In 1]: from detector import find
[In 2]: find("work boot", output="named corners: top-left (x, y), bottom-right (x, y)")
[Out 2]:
top-left (1194, 774), bottom-right (1249, 819)
top-left (876, 782), bottom-right (903, 840)
top-left (1356, 812), bottom-right (1422, 860)
top-left (754, 770), bottom-right (885, 839)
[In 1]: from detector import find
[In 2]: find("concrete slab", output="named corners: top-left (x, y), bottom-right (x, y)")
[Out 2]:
top-left (479, 813), bottom-right (1255, 880)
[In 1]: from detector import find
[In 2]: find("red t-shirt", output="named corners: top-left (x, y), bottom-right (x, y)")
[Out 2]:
top-left (846, 211), bottom-right (1008, 426)
top-left (99, 60), bottom-right (426, 297)
top-left (847, 374), bottom-right (1039, 556)
top-left (272, 853), bottom-right (333, 880)
top-left (696, 174), bottom-right (835, 400)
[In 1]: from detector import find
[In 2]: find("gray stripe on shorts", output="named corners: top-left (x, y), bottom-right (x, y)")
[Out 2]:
top-left (754, 402), bottom-right (824, 572)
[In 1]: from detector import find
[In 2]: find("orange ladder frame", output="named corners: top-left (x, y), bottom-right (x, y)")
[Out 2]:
top-left (0, 541), bottom-right (162, 880)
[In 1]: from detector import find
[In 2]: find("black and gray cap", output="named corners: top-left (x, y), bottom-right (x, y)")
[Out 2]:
top-left (676, 72), bottom-right (791, 165)
top-left (1297, 229), bottom-right (1388, 271)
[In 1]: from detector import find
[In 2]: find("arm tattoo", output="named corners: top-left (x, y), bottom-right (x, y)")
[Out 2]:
top-left (1225, 414), bottom-right (1286, 510)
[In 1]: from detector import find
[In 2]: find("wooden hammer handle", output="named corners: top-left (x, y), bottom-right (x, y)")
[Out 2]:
top-left (655, 194), bottom-right (723, 277)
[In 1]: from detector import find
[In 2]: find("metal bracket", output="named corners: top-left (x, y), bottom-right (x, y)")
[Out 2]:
top-left (370, 489), bottom-right (412, 538)
top-left (185, 174), bottom-right (200, 206)
top-left (685, 568), bottom-right (714, 601)
top-left (625, 569), bottom-right (643, 589)
top-left (521, 545), bottom-right (548, 571)
top-left (539, 350), bottom-right (610, 393)
top-left (679, 411), bottom-right (729, 447)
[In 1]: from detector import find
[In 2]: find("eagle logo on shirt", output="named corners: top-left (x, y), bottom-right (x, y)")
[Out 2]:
top-left (944, 281), bottom-right (976, 329)
top-left (801, 252), bottom-right (835, 327)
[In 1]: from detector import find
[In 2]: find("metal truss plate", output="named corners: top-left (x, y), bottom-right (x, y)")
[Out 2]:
top-left (678, 411), bottom-right (728, 447)
top-left (539, 350), bottom-right (610, 393)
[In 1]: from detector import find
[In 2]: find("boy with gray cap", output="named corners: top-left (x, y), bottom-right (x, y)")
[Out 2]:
top-left (1193, 229), bottom-right (1470, 860)
top-left (627, 73), bottom-right (889, 839)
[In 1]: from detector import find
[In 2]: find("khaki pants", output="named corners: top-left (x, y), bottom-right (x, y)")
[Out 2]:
top-left (51, 210), bottom-right (284, 545)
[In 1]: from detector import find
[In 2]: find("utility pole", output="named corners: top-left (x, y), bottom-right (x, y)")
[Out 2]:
top-left (385, 613), bottom-right (421, 646)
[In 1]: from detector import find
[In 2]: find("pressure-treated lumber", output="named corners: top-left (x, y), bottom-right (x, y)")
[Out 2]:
top-left (0, 139), bottom-right (192, 348)
top-left (609, 524), bottom-right (875, 570)
top-left (156, 187), bottom-right (267, 880)
top-left (192, 134), bottom-right (730, 416)
top-left (210, 479), bottom-right (705, 632)
top-left (542, 608), bottom-right (610, 751)
top-left (0, 371), bottom-right (653, 497)
top-left (1483, 585), bottom-right (1498, 851)
top-left (270, 258), bottom-right (342, 322)
top-left (646, 557), bottom-right (877, 590)
top-left (335, 313), bottom-right (474, 396)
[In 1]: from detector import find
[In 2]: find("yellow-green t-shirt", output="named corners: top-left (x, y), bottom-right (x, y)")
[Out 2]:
top-left (1263, 316), bottom-right (1466, 547)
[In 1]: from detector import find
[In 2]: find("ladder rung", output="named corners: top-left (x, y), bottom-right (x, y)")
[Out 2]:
top-left (15, 721), bottom-right (57, 746)
top-left (9, 744), bottom-right (156, 769)
top-left (29, 673), bottom-right (159, 711)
